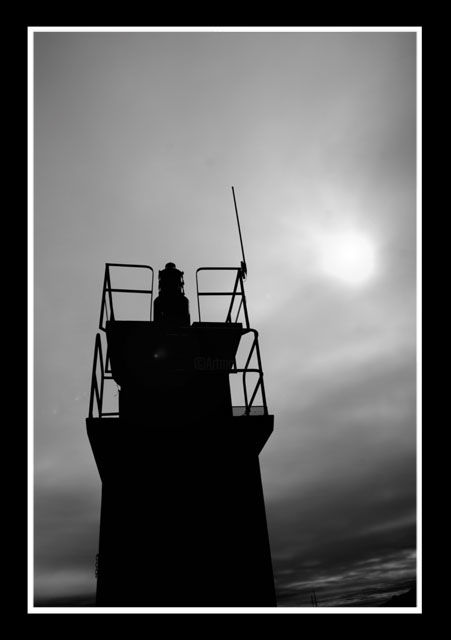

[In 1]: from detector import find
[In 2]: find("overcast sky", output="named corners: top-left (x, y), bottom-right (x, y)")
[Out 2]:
top-left (33, 29), bottom-right (417, 607)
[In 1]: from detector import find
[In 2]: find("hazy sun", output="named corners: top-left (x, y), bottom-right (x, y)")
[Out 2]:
top-left (317, 230), bottom-right (376, 286)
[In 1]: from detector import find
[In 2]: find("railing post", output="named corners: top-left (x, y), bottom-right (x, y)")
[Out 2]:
top-left (225, 271), bottom-right (240, 323)
top-left (196, 269), bottom-right (202, 322)
top-left (243, 333), bottom-right (256, 371)
top-left (254, 336), bottom-right (268, 416)
top-left (89, 333), bottom-right (104, 418)
top-left (106, 266), bottom-right (115, 322)
top-left (99, 268), bottom-right (107, 331)
top-left (248, 377), bottom-right (262, 411)
top-left (88, 335), bottom-right (98, 418)
top-left (150, 268), bottom-right (155, 321)
top-left (240, 271), bottom-right (250, 329)
top-left (234, 298), bottom-right (243, 323)
top-left (242, 331), bottom-right (256, 415)
top-left (98, 334), bottom-right (105, 417)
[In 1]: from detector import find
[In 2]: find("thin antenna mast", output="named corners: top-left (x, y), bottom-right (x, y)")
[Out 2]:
top-left (231, 186), bottom-right (247, 279)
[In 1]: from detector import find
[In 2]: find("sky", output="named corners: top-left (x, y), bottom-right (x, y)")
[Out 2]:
top-left (32, 29), bottom-right (418, 608)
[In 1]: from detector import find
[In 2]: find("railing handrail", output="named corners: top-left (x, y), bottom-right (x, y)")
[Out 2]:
top-left (195, 270), bottom-right (267, 416)
top-left (237, 328), bottom-right (268, 416)
top-left (99, 263), bottom-right (154, 331)
top-left (88, 332), bottom-right (118, 419)
top-left (89, 333), bottom-right (102, 418)
top-left (195, 266), bottom-right (250, 329)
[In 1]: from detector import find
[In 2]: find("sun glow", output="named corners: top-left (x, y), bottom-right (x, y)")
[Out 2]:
top-left (317, 230), bottom-right (377, 286)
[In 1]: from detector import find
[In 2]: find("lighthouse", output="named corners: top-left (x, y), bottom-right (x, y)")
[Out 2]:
top-left (86, 229), bottom-right (276, 607)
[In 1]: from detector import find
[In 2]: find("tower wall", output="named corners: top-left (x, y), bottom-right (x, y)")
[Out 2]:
top-left (88, 416), bottom-right (275, 606)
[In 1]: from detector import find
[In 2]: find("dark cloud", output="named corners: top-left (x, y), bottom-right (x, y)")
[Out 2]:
top-left (34, 486), bottom-right (99, 600)
top-left (275, 549), bottom-right (416, 607)
top-left (267, 454), bottom-right (416, 606)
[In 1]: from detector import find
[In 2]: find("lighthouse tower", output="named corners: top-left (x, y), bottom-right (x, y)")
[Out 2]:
top-left (86, 259), bottom-right (276, 606)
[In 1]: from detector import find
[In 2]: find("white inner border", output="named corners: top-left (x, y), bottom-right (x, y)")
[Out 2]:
top-left (28, 25), bottom-right (422, 615)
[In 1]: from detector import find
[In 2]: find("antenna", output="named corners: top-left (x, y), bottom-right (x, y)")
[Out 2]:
top-left (231, 186), bottom-right (247, 279)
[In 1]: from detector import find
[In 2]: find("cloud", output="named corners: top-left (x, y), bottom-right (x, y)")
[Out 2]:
top-left (275, 548), bottom-right (416, 606)
top-left (34, 486), bottom-right (100, 601)
top-left (265, 438), bottom-right (416, 606)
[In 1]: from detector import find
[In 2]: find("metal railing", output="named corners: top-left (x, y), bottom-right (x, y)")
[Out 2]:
top-left (195, 266), bottom-right (250, 329)
top-left (233, 328), bottom-right (268, 416)
top-left (88, 333), bottom-right (119, 419)
top-left (88, 328), bottom-right (268, 418)
top-left (99, 263), bottom-right (154, 331)
top-left (90, 263), bottom-right (269, 418)
top-left (196, 267), bottom-right (267, 416)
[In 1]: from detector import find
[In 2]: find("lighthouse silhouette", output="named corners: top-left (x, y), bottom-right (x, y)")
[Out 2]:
top-left (86, 195), bottom-right (276, 607)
